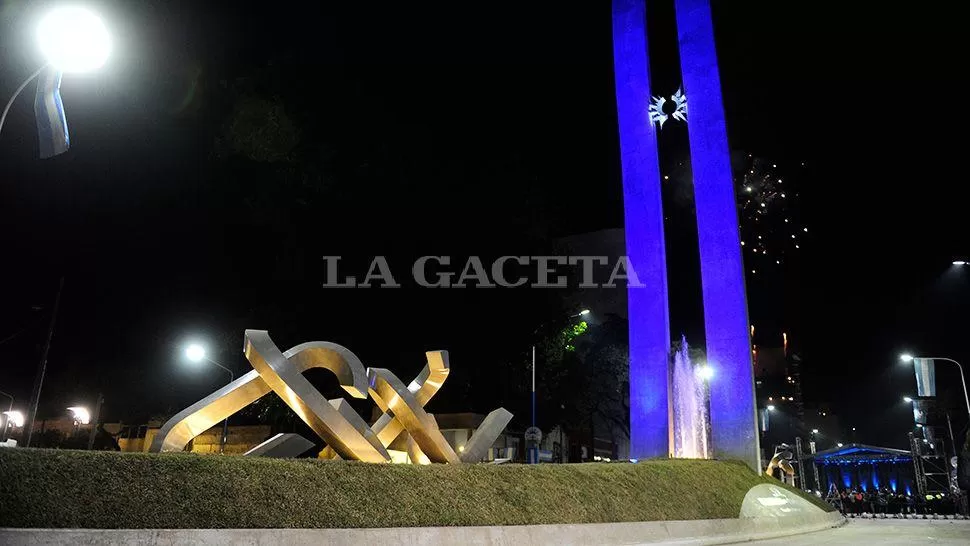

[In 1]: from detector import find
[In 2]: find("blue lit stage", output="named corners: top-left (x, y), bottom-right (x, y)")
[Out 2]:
top-left (811, 444), bottom-right (914, 494)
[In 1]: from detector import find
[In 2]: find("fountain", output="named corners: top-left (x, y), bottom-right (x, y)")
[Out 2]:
top-left (671, 336), bottom-right (712, 459)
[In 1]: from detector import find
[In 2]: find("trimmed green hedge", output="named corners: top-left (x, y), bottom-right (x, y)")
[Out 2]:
top-left (0, 448), bottom-right (830, 528)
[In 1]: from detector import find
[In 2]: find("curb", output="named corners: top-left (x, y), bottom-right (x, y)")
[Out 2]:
top-left (0, 512), bottom-right (845, 545)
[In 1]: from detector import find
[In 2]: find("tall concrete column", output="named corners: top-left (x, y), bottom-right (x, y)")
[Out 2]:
top-left (674, 0), bottom-right (760, 471)
top-left (612, 0), bottom-right (671, 459)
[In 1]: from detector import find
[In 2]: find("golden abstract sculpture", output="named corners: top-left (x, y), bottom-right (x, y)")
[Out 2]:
top-left (369, 366), bottom-right (462, 463)
top-left (149, 333), bottom-right (373, 456)
top-left (151, 330), bottom-right (512, 464)
top-left (244, 331), bottom-right (390, 462)
top-left (368, 350), bottom-right (450, 450)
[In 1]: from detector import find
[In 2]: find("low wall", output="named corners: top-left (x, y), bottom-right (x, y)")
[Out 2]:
top-left (0, 512), bottom-right (844, 546)
top-left (4, 451), bottom-right (835, 528)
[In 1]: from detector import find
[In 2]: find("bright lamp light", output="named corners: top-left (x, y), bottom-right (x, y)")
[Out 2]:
top-left (38, 6), bottom-right (111, 73)
top-left (766, 405), bottom-right (776, 411)
top-left (67, 406), bottom-right (91, 425)
top-left (695, 365), bottom-right (714, 381)
top-left (185, 344), bottom-right (206, 363)
top-left (899, 354), bottom-right (914, 363)
top-left (2, 410), bottom-right (25, 428)
top-left (903, 396), bottom-right (913, 403)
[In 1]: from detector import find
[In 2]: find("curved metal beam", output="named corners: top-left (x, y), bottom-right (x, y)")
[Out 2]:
top-left (368, 367), bottom-right (460, 464)
top-left (372, 350), bottom-right (450, 448)
top-left (460, 408), bottom-right (514, 463)
top-left (150, 331), bottom-right (372, 455)
top-left (242, 330), bottom-right (389, 462)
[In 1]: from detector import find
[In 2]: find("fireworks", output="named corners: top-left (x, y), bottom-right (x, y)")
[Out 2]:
top-left (734, 155), bottom-right (808, 273)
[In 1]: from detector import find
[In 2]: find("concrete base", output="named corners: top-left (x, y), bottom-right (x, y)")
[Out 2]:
top-left (0, 512), bottom-right (844, 545)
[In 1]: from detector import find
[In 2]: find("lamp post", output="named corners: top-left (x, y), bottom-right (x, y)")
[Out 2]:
top-left (186, 343), bottom-right (233, 453)
top-left (528, 308), bottom-right (589, 464)
top-left (900, 354), bottom-right (970, 419)
top-left (2, 410), bottom-right (24, 438)
top-left (67, 405), bottom-right (90, 437)
top-left (0, 390), bottom-right (13, 441)
top-left (0, 6), bottom-right (111, 155)
top-left (23, 277), bottom-right (64, 447)
top-left (86, 393), bottom-right (104, 450)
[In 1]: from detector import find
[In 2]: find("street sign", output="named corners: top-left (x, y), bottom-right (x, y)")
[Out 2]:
top-left (524, 426), bottom-right (542, 443)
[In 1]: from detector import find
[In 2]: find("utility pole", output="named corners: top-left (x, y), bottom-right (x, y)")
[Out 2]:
top-left (24, 277), bottom-right (65, 447)
top-left (87, 393), bottom-right (104, 450)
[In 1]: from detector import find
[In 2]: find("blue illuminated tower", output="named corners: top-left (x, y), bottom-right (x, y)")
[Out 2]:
top-left (612, 0), bottom-right (760, 470)
top-left (611, 0), bottom-right (672, 460)
top-left (674, 0), bottom-right (759, 470)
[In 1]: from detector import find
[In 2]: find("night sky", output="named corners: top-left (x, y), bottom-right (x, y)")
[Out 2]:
top-left (0, 1), bottom-right (967, 450)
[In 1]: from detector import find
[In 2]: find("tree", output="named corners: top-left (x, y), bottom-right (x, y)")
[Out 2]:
top-left (243, 394), bottom-right (301, 433)
top-left (533, 315), bottom-right (630, 452)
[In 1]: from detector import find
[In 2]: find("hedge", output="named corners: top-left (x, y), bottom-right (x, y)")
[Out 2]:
top-left (0, 448), bottom-right (831, 528)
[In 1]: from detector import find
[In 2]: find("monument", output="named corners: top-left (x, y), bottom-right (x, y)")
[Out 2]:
top-left (151, 330), bottom-right (513, 464)
top-left (613, 0), bottom-right (759, 470)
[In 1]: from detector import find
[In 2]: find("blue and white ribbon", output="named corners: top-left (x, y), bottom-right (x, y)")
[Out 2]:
top-left (33, 66), bottom-right (70, 159)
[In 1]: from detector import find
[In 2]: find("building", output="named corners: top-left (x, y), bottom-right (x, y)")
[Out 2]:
top-left (433, 412), bottom-right (521, 462)
top-left (753, 337), bottom-right (824, 465)
top-left (116, 422), bottom-right (272, 455)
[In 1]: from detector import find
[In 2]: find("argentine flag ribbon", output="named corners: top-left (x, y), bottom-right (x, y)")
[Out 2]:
top-left (33, 66), bottom-right (70, 159)
top-left (913, 358), bottom-right (936, 397)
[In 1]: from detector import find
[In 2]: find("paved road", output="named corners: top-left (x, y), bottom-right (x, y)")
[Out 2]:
top-left (746, 519), bottom-right (970, 545)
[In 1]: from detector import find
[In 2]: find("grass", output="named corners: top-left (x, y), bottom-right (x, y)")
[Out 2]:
top-left (0, 448), bottom-right (831, 528)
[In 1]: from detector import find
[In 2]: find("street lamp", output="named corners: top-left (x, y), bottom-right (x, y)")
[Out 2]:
top-left (0, 6), bottom-right (111, 156)
top-left (2, 410), bottom-right (25, 443)
top-left (67, 406), bottom-right (91, 425)
top-left (184, 343), bottom-right (234, 453)
top-left (766, 405), bottom-right (776, 411)
top-left (695, 364), bottom-right (714, 381)
top-left (953, 261), bottom-right (967, 266)
top-left (811, 428), bottom-right (819, 434)
top-left (2, 411), bottom-right (25, 428)
top-left (37, 6), bottom-right (112, 73)
top-left (903, 396), bottom-right (913, 403)
top-left (899, 353), bottom-right (970, 418)
top-left (186, 344), bottom-right (206, 363)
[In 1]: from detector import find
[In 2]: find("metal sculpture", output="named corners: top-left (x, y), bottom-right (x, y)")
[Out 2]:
top-left (765, 444), bottom-right (796, 486)
top-left (647, 87), bottom-right (687, 129)
top-left (244, 433), bottom-right (315, 458)
top-left (151, 330), bottom-right (512, 464)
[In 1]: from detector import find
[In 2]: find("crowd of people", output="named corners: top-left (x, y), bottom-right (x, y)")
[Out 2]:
top-left (824, 484), bottom-right (964, 517)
